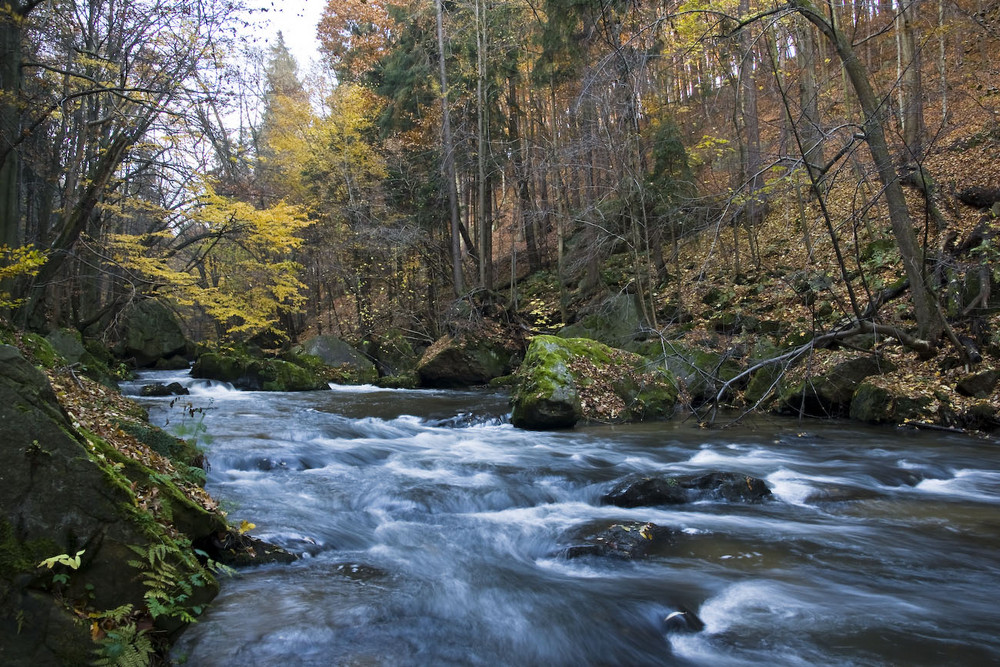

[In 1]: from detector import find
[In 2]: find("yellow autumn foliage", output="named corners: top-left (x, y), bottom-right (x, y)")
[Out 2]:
top-left (110, 181), bottom-right (312, 339)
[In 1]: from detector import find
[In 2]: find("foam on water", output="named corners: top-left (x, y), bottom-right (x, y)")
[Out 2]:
top-left (914, 469), bottom-right (1000, 503)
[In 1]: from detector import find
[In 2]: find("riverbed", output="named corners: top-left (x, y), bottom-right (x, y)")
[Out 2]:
top-left (121, 371), bottom-right (1000, 666)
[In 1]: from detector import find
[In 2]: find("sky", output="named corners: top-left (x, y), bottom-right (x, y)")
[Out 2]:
top-left (255, 0), bottom-right (326, 71)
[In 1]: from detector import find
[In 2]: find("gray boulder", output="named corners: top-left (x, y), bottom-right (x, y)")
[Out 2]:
top-left (120, 299), bottom-right (187, 367)
top-left (417, 331), bottom-right (516, 388)
top-left (0, 346), bottom-right (222, 662)
top-left (302, 335), bottom-right (377, 383)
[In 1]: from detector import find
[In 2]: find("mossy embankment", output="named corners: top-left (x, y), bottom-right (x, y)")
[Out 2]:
top-left (0, 330), bottom-right (291, 664)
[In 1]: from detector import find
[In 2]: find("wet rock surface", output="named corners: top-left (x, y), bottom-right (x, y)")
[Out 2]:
top-left (602, 472), bottom-right (773, 508)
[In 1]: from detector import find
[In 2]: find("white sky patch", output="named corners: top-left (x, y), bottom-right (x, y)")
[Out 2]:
top-left (254, 0), bottom-right (326, 71)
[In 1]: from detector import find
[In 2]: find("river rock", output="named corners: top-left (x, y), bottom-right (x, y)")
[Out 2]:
top-left (602, 472), bottom-right (772, 507)
top-left (119, 299), bottom-right (188, 367)
top-left (417, 330), bottom-right (517, 388)
top-left (140, 381), bottom-right (190, 397)
top-left (850, 381), bottom-right (934, 424)
top-left (510, 335), bottom-right (677, 430)
top-left (301, 335), bottom-right (378, 384)
top-left (632, 340), bottom-right (742, 405)
top-left (663, 607), bottom-right (706, 633)
top-left (198, 529), bottom-right (298, 568)
top-left (558, 292), bottom-right (646, 347)
top-left (563, 521), bottom-right (674, 560)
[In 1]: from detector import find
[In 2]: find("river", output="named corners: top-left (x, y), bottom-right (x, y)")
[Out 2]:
top-left (120, 370), bottom-right (1000, 666)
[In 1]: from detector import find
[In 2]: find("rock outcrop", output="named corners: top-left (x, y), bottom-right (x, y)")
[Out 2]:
top-left (0, 345), bottom-right (221, 662)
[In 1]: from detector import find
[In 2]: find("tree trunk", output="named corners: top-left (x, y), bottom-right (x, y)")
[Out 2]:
top-left (475, 0), bottom-right (492, 292)
top-left (435, 0), bottom-right (463, 297)
top-left (898, 0), bottom-right (924, 160)
top-left (0, 1), bottom-right (24, 251)
top-left (790, 0), bottom-right (945, 343)
top-left (795, 18), bottom-right (825, 183)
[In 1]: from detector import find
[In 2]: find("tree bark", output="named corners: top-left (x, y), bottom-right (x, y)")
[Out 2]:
top-left (435, 0), bottom-right (463, 297)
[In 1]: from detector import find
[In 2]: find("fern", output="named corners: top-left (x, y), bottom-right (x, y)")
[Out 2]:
top-left (126, 542), bottom-right (213, 624)
top-left (93, 624), bottom-right (154, 667)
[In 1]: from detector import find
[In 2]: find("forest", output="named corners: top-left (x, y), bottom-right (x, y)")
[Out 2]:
top-left (1, 0), bottom-right (1000, 663)
top-left (0, 0), bottom-right (998, 421)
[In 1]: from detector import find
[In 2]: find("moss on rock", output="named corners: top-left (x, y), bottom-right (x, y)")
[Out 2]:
top-left (511, 335), bottom-right (677, 430)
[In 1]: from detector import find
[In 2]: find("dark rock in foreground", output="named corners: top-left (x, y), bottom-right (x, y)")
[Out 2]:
top-left (602, 472), bottom-right (772, 508)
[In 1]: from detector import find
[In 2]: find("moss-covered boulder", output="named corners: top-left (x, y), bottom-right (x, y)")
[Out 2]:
top-left (45, 328), bottom-right (120, 387)
top-left (511, 336), bottom-right (678, 430)
top-left (119, 299), bottom-right (188, 367)
top-left (367, 329), bottom-right (422, 378)
top-left (300, 335), bottom-right (378, 384)
top-left (633, 340), bottom-right (742, 405)
top-left (191, 351), bottom-right (329, 391)
top-left (850, 380), bottom-right (935, 424)
top-left (417, 330), bottom-right (518, 388)
top-left (779, 353), bottom-right (896, 417)
top-left (955, 368), bottom-right (1000, 398)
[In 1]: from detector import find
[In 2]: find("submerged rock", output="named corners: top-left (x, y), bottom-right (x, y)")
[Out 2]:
top-left (602, 472), bottom-right (772, 507)
top-left (511, 335), bottom-right (677, 430)
top-left (563, 521), bottom-right (674, 560)
top-left (663, 607), bottom-right (706, 633)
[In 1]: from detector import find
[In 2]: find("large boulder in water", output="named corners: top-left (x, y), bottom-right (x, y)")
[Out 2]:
top-left (417, 329), bottom-right (518, 388)
top-left (510, 335), bottom-right (677, 430)
top-left (119, 299), bottom-right (188, 367)
top-left (301, 335), bottom-right (377, 384)
top-left (602, 472), bottom-right (772, 507)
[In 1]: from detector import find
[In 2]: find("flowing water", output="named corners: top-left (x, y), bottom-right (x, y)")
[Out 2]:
top-left (120, 370), bottom-right (1000, 666)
